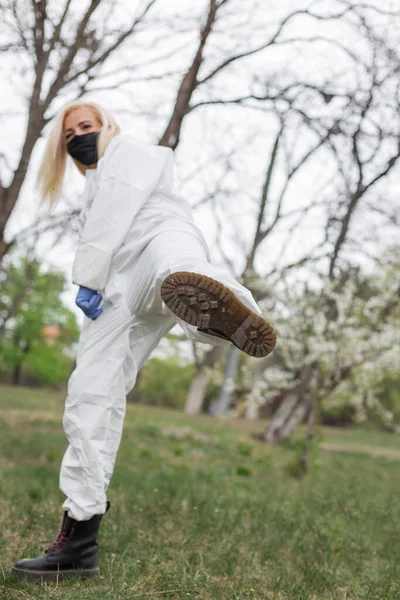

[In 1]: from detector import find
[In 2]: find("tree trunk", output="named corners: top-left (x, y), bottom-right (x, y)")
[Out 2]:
top-left (0, 105), bottom-right (45, 262)
top-left (264, 363), bottom-right (313, 443)
top-left (296, 400), bottom-right (316, 479)
top-left (265, 391), bottom-right (304, 443)
top-left (209, 345), bottom-right (240, 415)
top-left (185, 369), bottom-right (212, 415)
top-left (184, 345), bottom-right (224, 415)
top-left (245, 400), bottom-right (259, 420)
top-left (12, 341), bottom-right (30, 386)
top-left (12, 361), bottom-right (23, 386)
top-left (158, 0), bottom-right (218, 148)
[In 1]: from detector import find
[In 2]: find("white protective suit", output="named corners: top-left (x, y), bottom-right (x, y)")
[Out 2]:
top-left (60, 134), bottom-right (262, 521)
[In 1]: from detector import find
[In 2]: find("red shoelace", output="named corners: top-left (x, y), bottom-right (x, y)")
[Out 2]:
top-left (48, 526), bottom-right (76, 551)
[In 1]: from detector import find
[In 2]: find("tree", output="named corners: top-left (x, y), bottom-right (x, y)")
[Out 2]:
top-left (264, 20), bottom-right (400, 447)
top-left (245, 249), bottom-right (400, 474)
top-left (0, 254), bottom-right (79, 385)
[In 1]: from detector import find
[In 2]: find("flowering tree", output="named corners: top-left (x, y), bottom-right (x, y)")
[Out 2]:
top-left (245, 247), bottom-right (400, 461)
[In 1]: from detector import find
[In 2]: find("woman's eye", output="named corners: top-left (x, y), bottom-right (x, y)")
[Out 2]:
top-left (83, 124), bottom-right (91, 129)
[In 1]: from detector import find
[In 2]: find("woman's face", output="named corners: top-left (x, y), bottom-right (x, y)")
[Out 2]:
top-left (63, 106), bottom-right (102, 143)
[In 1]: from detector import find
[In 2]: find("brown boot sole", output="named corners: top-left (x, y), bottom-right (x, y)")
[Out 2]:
top-left (160, 271), bottom-right (277, 358)
top-left (11, 565), bottom-right (100, 583)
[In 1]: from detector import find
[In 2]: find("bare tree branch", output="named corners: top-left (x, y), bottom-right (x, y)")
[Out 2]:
top-left (47, 0), bottom-right (74, 57)
top-left (197, 7), bottom-right (355, 85)
top-left (244, 126), bottom-right (282, 275)
top-left (61, 0), bottom-right (158, 90)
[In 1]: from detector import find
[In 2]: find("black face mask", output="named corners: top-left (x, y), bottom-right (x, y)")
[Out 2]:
top-left (67, 131), bottom-right (100, 166)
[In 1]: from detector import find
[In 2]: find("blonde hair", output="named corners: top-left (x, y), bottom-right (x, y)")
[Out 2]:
top-left (37, 101), bottom-right (121, 207)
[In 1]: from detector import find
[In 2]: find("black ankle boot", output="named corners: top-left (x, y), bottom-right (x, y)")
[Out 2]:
top-left (12, 503), bottom-right (110, 583)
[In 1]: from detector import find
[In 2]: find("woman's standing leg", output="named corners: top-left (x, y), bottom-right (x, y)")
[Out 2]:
top-left (12, 297), bottom-right (174, 582)
top-left (60, 299), bottom-right (174, 521)
top-left (101, 313), bottom-right (175, 493)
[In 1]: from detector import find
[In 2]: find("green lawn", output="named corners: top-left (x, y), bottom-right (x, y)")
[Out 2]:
top-left (1, 384), bottom-right (400, 600)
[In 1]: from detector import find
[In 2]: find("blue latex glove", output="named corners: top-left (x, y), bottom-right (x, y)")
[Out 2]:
top-left (75, 286), bottom-right (103, 320)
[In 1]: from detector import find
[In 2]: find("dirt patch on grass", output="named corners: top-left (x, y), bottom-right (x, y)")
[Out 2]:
top-left (3, 409), bottom-right (62, 426)
top-left (320, 442), bottom-right (400, 460)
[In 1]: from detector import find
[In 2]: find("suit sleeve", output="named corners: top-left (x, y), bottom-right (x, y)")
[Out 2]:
top-left (72, 139), bottom-right (172, 291)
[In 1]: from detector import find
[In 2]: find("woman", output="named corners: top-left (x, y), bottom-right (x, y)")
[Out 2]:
top-left (12, 101), bottom-right (276, 582)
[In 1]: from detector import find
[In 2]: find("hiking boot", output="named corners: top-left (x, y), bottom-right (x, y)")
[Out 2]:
top-left (161, 272), bottom-right (276, 357)
top-left (11, 503), bottom-right (110, 583)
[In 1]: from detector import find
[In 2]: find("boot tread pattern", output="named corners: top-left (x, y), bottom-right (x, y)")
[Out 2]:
top-left (160, 271), bottom-right (277, 358)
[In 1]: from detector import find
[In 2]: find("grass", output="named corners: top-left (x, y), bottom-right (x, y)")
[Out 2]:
top-left (1, 384), bottom-right (400, 599)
